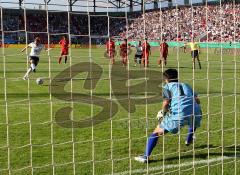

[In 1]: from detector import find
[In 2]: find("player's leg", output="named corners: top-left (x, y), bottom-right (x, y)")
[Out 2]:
top-left (134, 114), bottom-right (180, 163)
top-left (141, 55), bottom-right (145, 66)
top-left (162, 55), bottom-right (167, 66)
top-left (112, 57), bottom-right (115, 64)
top-left (123, 55), bottom-right (127, 66)
top-left (191, 51), bottom-right (196, 69)
top-left (110, 52), bottom-right (115, 64)
top-left (196, 54), bottom-right (201, 69)
top-left (64, 56), bottom-right (67, 64)
top-left (158, 57), bottom-right (162, 67)
top-left (58, 52), bottom-right (63, 64)
top-left (139, 55), bottom-right (143, 68)
top-left (64, 50), bottom-right (68, 64)
top-left (134, 125), bottom-right (166, 163)
top-left (23, 64), bottom-right (32, 80)
top-left (58, 56), bottom-right (62, 64)
top-left (32, 58), bottom-right (39, 72)
top-left (142, 57), bottom-right (148, 67)
top-left (185, 113), bottom-right (202, 146)
top-left (185, 127), bottom-right (196, 146)
top-left (144, 125), bottom-right (165, 157)
top-left (124, 57), bottom-right (128, 66)
top-left (23, 58), bottom-right (37, 80)
top-left (146, 56), bottom-right (149, 67)
top-left (192, 51), bottom-right (195, 69)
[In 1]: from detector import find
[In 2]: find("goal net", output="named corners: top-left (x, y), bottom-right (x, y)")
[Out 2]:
top-left (0, 0), bottom-right (239, 174)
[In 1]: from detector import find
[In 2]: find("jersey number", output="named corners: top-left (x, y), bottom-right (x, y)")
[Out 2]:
top-left (179, 85), bottom-right (185, 96)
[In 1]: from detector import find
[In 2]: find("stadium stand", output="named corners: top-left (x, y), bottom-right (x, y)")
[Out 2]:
top-left (1, 2), bottom-right (240, 43)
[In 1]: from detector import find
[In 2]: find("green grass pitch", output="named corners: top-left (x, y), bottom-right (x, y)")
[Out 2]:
top-left (0, 46), bottom-right (240, 175)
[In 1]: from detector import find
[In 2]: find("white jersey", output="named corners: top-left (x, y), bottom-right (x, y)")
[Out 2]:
top-left (28, 42), bottom-right (44, 57)
top-left (135, 45), bottom-right (143, 55)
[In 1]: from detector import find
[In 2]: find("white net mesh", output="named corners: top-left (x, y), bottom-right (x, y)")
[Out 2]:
top-left (0, 0), bottom-right (239, 174)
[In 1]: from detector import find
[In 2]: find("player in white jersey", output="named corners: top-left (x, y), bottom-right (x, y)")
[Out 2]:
top-left (134, 41), bottom-right (143, 67)
top-left (21, 37), bottom-right (49, 80)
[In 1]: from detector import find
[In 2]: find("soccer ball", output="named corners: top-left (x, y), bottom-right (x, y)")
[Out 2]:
top-left (36, 78), bottom-right (44, 85)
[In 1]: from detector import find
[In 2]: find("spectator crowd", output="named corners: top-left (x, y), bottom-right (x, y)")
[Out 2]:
top-left (1, 2), bottom-right (240, 43)
top-left (125, 2), bottom-right (240, 42)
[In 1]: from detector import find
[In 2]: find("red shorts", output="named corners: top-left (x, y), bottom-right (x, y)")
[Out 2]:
top-left (161, 53), bottom-right (168, 59)
top-left (121, 52), bottom-right (127, 58)
top-left (61, 49), bottom-right (68, 56)
top-left (142, 53), bottom-right (149, 59)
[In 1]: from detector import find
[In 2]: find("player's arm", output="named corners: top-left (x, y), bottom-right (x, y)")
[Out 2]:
top-left (156, 99), bottom-right (170, 121)
top-left (21, 45), bottom-right (31, 52)
top-left (43, 44), bottom-right (52, 52)
top-left (162, 99), bottom-right (170, 114)
top-left (45, 48), bottom-right (52, 52)
top-left (156, 87), bottom-right (171, 120)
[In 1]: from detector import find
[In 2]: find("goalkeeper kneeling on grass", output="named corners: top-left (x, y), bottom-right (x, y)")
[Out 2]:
top-left (135, 68), bottom-right (202, 163)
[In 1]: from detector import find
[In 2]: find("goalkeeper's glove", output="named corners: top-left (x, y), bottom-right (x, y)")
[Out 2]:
top-left (156, 110), bottom-right (166, 121)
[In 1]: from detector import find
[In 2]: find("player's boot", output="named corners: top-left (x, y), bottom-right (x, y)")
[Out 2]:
top-left (22, 76), bottom-right (28, 80)
top-left (134, 155), bottom-right (148, 163)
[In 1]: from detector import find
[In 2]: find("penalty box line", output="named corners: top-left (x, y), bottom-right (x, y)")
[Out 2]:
top-left (111, 155), bottom-right (239, 175)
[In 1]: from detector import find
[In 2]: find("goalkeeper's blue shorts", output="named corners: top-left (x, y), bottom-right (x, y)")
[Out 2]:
top-left (159, 112), bottom-right (202, 134)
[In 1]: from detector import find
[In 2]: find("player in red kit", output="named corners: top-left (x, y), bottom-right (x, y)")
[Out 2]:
top-left (106, 37), bottom-right (116, 64)
top-left (58, 36), bottom-right (69, 64)
top-left (158, 39), bottom-right (169, 67)
top-left (142, 39), bottom-right (151, 67)
top-left (120, 39), bottom-right (129, 67)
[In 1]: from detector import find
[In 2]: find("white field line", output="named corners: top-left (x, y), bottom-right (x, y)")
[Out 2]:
top-left (112, 155), bottom-right (238, 175)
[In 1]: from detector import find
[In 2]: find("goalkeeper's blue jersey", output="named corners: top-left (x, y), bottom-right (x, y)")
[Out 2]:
top-left (162, 82), bottom-right (201, 118)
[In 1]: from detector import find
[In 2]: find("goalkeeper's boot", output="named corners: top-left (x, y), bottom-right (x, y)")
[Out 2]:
top-left (134, 155), bottom-right (148, 163)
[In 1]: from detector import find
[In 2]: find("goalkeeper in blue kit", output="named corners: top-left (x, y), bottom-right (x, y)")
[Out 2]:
top-left (135, 69), bottom-right (202, 163)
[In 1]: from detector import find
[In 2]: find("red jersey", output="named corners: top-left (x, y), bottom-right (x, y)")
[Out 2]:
top-left (142, 42), bottom-right (151, 54)
top-left (160, 42), bottom-right (168, 54)
top-left (106, 40), bottom-right (115, 51)
top-left (59, 39), bottom-right (69, 50)
top-left (120, 43), bottom-right (128, 56)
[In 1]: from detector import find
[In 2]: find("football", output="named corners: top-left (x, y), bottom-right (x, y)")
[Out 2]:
top-left (36, 78), bottom-right (44, 85)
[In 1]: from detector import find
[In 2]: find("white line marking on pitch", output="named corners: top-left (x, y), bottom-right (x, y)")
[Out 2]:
top-left (112, 156), bottom-right (238, 175)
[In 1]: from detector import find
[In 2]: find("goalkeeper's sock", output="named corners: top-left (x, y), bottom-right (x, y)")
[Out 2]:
top-left (144, 133), bottom-right (159, 157)
top-left (65, 57), bottom-right (67, 64)
top-left (186, 127), bottom-right (196, 145)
